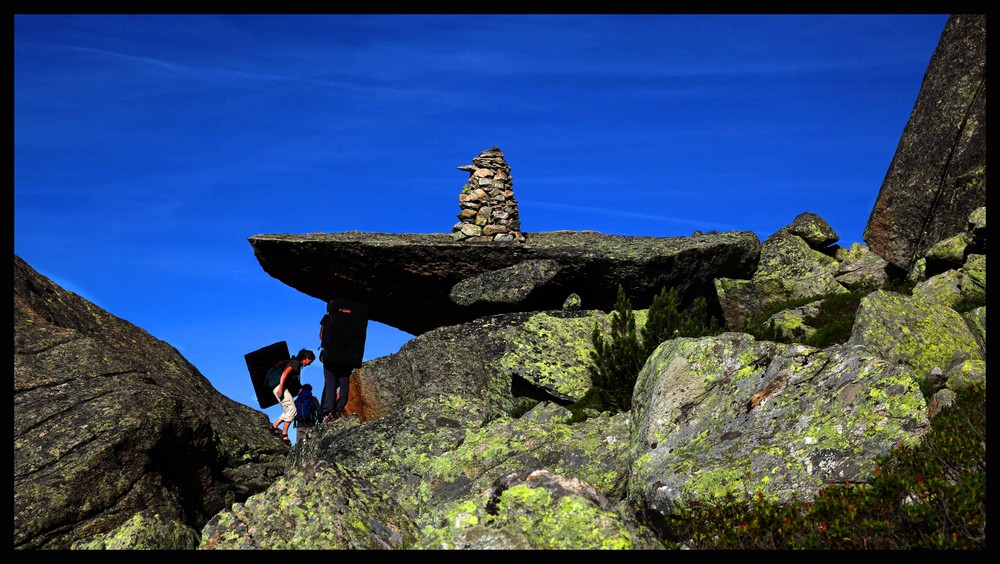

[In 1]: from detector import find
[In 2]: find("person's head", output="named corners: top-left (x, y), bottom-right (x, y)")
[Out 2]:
top-left (297, 349), bottom-right (316, 366)
top-left (301, 383), bottom-right (313, 393)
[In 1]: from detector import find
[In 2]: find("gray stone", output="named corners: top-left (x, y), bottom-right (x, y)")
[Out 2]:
top-left (848, 289), bottom-right (983, 386)
top-left (864, 14), bottom-right (986, 271)
top-left (628, 334), bottom-right (930, 518)
top-left (715, 217), bottom-right (846, 331)
top-left (13, 255), bottom-right (287, 550)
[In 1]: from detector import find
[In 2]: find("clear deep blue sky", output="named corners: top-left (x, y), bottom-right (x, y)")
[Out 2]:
top-left (14, 14), bottom-right (949, 438)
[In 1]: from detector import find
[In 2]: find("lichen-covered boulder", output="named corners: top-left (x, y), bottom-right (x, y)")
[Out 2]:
top-left (72, 511), bottom-right (200, 550)
top-left (628, 333), bottom-right (929, 518)
top-left (414, 469), bottom-right (658, 550)
top-left (249, 230), bottom-right (760, 335)
top-left (277, 394), bottom-right (657, 549)
top-left (14, 255), bottom-right (288, 550)
top-left (416, 405), bottom-right (633, 507)
top-left (863, 14), bottom-right (986, 271)
top-left (963, 306), bottom-right (986, 356)
top-left (834, 242), bottom-right (890, 291)
top-left (715, 214), bottom-right (847, 330)
top-left (450, 259), bottom-right (562, 306)
top-left (848, 290), bottom-right (983, 385)
top-left (199, 460), bottom-right (418, 549)
top-left (785, 211), bottom-right (840, 249)
top-left (912, 253), bottom-right (986, 310)
top-left (347, 310), bottom-right (610, 421)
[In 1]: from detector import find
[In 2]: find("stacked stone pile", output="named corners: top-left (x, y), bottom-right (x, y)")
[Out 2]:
top-left (453, 146), bottom-right (525, 243)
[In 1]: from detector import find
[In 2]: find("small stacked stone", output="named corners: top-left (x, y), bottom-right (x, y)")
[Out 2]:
top-left (453, 146), bottom-right (525, 243)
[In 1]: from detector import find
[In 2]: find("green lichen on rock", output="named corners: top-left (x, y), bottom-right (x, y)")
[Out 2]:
top-left (72, 511), bottom-right (200, 550)
top-left (925, 233), bottom-right (971, 264)
top-left (418, 408), bottom-right (631, 514)
top-left (630, 334), bottom-right (929, 517)
top-left (944, 359), bottom-right (986, 391)
top-left (766, 301), bottom-right (822, 341)
top-left (912, 253), bottom-right (986, 311)
top-left (962, 306), bottom-right (986, 354)
top-left (499, 311), bottom-right (610, 401)
top-left (414, 470), bottom-right (635, 550)
top-left (199, 460), bottom-right (418, 550)
top-left (849, 290), bottom-right (983, 384)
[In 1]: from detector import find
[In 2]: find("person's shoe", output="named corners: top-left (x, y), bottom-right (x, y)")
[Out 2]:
top-left (322, 413), bottom-right (338, 424)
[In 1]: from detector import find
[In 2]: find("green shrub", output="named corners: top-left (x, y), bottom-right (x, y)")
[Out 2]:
top-left (586, 285), bottom-right (724, 414)
top-left (587, 285), bottom-right (643, 412)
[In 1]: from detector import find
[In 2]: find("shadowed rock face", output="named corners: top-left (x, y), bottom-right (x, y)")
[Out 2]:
top-left (864, 14), bottom-right (986, 272)
top-left (248, 230), bottom-right (761, 336)
top-left (13, 255), bottom-right (288, 550)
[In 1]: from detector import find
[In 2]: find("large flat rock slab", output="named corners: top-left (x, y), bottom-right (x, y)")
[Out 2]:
top-left (248, 230), bottom-right (760, 335)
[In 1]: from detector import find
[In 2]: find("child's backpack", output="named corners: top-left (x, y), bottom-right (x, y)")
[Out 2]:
top-left (294, 386), bottom-right (318, 428)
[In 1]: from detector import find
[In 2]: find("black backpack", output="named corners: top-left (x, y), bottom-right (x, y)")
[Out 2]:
top-left (320, 299), bottom-right (369, 368)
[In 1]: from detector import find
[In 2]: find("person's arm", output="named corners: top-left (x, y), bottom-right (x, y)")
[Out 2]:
top-left (277, 364), bottom-right (294, 395)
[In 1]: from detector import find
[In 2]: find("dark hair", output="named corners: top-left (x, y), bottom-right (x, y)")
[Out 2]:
top-left (297, 349), bottom-right (316, 362)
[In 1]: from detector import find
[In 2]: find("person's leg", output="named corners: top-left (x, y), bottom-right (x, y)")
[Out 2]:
top-left (320, 364), bottom-right (337, 418)
top-left (271, 386), bottom-right (286, 431)
top-left (335, 367), bottom-right (352, 416)
top-left (279, 389), bottom-right (296, 438)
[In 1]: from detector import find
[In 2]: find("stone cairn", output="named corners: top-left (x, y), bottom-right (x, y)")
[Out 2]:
top-left (452, 146), bottom-right (525, 243)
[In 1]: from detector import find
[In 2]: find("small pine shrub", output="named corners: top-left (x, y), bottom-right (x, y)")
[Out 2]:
top-left (586, 285), bottom-right (724, 415)
top-left (588, 285), bottom-right (643, 412)
top-left (641, 286), bottom-right (686, 354)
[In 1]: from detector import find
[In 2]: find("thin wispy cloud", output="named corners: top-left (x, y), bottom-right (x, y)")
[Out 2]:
top-left (524, 200), bottom-right (734, 231)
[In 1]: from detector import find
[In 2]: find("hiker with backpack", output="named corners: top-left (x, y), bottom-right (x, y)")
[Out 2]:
top-left (269, 348), bottom-right (316, 445)
top-left (293, 383), bottom-right (321, 431)
top-left (319, 298), bottom-right (369, 422)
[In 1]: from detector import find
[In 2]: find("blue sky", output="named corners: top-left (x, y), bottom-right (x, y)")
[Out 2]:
top-left (14, 14), bottom-right (949, 440)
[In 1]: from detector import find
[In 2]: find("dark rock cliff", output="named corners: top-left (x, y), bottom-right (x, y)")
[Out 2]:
top-left (864, 14), bottom-right (986, 272)
top-left (13, 256), bottom-right (290, 550)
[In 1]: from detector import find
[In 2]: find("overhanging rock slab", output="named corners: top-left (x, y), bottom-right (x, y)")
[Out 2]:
top-left (248, 230), bottom-right (761, 336)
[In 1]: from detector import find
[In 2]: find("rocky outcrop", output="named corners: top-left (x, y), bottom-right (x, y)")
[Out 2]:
top-left (203, 394), bottom-right (663, 549)
top-left (13, 13), bottom-right (986, 551)
top-left (13, 255), bottom-right (289, 550)
top-left (714, 212), bottom-right (868, 331)
top-left (863, 14), bottom-right (986, 273)
top-left (849, 289), bottom-right (984, 387)
top-left (15, 205), bottom-right (985, 549)
top-left (248, 230), bottom-right (761, 336)
top-left (342, 309), bottom-right (610, 422)
top-left (628, 335), bottom-right (930, 519)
